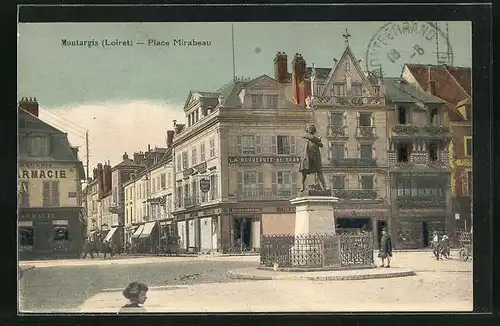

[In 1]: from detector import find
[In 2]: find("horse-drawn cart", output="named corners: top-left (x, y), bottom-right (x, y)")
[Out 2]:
top-left (458, 231), bottom-right (472, 262)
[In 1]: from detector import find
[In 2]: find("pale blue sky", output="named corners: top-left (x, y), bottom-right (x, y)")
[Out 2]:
top-left (18, 21), bottom-right (471, 108)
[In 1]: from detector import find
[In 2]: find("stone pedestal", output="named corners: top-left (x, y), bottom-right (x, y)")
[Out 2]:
top-left (290, 196), bottom-right (339, 235)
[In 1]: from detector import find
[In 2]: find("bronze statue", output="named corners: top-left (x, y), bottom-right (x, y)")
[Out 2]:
top-left (299, 123), bottom-right (328, 192)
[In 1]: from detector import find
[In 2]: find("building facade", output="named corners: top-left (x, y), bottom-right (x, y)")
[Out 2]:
top-left (122, 146), bottom-right (173, 252)
top-left (18, 99), bottom-right (86, 259)
top-left (171, 75), bottom-right (313, 253)
top-left (402, 64), bottom-right (472, 233)
top-left (171, 90), bottom-right (222, 253)
top-left (274, 45), bottom-right (390, 246)
top-left (384, 76), bottom-right (453, 249)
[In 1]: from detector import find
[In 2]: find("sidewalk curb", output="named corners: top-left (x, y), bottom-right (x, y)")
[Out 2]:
top-left (227, 268), bottom-right (416, 281)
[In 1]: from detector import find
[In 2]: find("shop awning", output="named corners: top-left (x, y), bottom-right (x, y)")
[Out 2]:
top-left (132, 224), bottom-right (144, 238)
top-left (103, 227), bottom-right (118, 242)
top-left (138, 222), bottom-right (157, 239)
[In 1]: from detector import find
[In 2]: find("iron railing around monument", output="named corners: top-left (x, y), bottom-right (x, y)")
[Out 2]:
top-left (260, 233), bottom-right (374, 269)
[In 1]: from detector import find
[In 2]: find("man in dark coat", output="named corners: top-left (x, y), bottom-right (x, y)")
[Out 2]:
top-left (378, 228), bottom-right (393, 268)
top-left (299, 123), bottom-right (327, 192)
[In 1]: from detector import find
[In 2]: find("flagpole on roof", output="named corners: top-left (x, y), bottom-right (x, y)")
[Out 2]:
top-left (232, 23), bottom-right (236, 82)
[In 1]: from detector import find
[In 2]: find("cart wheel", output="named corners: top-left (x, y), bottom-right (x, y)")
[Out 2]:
top-left (459, 248), bottom-right (469, 262)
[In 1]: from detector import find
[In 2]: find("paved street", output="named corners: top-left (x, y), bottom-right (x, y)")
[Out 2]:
top-left (19, 251), bottom-right (472, 313)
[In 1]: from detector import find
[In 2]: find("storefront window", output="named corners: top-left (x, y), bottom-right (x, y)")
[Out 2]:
top-left (19, 221), bottom-right (34, 251)
top-left (52, 220), bottom-right (69, 241)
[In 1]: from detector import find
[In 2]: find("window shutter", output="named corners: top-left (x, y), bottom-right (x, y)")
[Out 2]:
top-left (329, 143), bottom-right (334, 160)
top-left (344, 144), bottom-right (348, 159)
top-left (356, 111), bottom-right (360, 126)
top-left (291, 172), bottom-right (297, 196)
top-left (357, 142), bottom-right (361, 158)
top-left (255, 136), bottom-right (261, 154)
top-left (374, 175), bottom-right (378, 187)
top-left (328, 112), bottom-right (332, 125)
top-left (258, 171), bottom-right (264, 197)
top-left (271, 172), bottom-right (277, 196)
top-left (290, 136), bottom-right (296, 154)
top-left (358, 174), bottom-right (362, 189)
top-left (343, 112), bottom-right (348, 126)
top-left (370, 114), bottom-right (375, 127)
top-left (372, 144), bottom-right (376, 158)
top-left (271, 136), bottom-right (277, 154)
top-left (237, 172), bottom-right (243, 195)
top-left (236, 135), bottom-right (242, 154)
top-left (51, 181), bottom-right (60, 207)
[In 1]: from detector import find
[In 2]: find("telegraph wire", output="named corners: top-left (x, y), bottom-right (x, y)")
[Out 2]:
top-left (39, 116), bottom-right (87, 139)
top-left (39, 108), bottom-right (88, 132)
top-left (38, 112), bottom-right (87, 138)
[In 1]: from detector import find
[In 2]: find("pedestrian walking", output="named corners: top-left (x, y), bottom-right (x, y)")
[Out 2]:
top-left (378, 228), bottom-right (393, 268)
top-left (440, 233), bottom-right (450, 259)
top-left (118, 282), bottom-right (149, 313)
top-left (432, 231), bottom-right (440, 260)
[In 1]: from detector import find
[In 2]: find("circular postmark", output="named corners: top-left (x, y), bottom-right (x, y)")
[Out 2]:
top-left (365, 21), bottom-right (454, 77)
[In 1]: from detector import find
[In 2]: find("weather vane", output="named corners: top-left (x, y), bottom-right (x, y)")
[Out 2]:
top-left (342, 28), bottom-right (351, 45)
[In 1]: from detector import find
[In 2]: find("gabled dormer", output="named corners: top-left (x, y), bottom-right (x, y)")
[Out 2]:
top-left (320, 45), bottom-right (377, 98)
top-left (182, 91), bottom-right (220, 128)
top-left (236, 74), bottom-right (286, 109)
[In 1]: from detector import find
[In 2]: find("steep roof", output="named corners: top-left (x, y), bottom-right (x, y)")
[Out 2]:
top-left (18, 108), bottom-right (82, 163)
top-left (445, 66), bottom-right (472, 96)
top-left (404, 64), bottom-right (470, 106)
top-left (383, 77), bottom-right (446, 104)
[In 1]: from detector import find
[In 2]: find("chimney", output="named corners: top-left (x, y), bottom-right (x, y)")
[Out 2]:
top-left (123, 152), bottom-right (129, 161)
top-left (93, 168), bottom-right (98, 180)
top-left (97, 163), bottom-right (104, 192)
top-left (133, 152), bottom-right (145, 165)
top-left (274, 52), bottom-right (288, 83)
top-left (19, 97), bottom-right (39, 117)
top-left (148, 144), bottom-right (151, 152)
top-left (166, 130), bottom-right (175, 148)
top-left (427, 65), bottom-right (436, 95)
top-left (292, 54), bottom-right (307, 106)
top-left (175, 123), bottom-right (185, 134)
top-left (103, 162), bottom-right (112, 193)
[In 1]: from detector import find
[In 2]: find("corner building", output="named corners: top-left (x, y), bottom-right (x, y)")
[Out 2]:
top-left (18, 99), bottom-right (86, 259)
top-left (172, 76), bottom-right (312, 253)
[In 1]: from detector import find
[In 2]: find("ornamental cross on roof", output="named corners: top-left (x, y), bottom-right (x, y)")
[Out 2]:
top-left (342, 28), bottom-right (351, 45)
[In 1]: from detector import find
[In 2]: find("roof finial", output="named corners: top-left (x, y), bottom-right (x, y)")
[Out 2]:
top-left (342, 28), bottom-right (351, 45)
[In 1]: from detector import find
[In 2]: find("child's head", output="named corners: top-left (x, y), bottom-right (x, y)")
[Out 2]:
top-left (123, 282), bottom-right (149, 304)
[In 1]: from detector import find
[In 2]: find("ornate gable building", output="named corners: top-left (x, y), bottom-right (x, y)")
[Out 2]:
top-left (274, 38), bottom-right (390, 247)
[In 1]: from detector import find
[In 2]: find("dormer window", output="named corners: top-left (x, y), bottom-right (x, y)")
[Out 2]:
top-left (28, 135), bottom-right (49, 157)
top-left (266, 95), bottom-right (278, 108)
top-left (333, 84), bottom-right (345, 96)
top-left (351, 84), bottom-right (362, 96)
top-left (251, 95), bottom-right (263, 108)
top-left (398, 107), bottom-right (408, 125)
top-left (429, 108), bottom-right (439, 125)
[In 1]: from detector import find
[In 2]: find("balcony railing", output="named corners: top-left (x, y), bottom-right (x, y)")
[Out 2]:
top-left (315, 96), bottom-right (385, 107)
top-left (108, 204), bottom-right (124, 214)
top-left (332, 189), bottom-right (378, 200)
top-left (356, 126), bottom-right (377, 138)
top-left (397, 196), bottom-right (446, 208)
top-left (328, 125), bottom-right (348, 138)
top-left (392, 124), bottom-right (451, 136)
top-left (235, 188), bottom-right (297, 201)
top-left (330, 158), bottom-right (377, 167)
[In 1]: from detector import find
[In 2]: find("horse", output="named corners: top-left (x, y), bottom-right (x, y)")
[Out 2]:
top-left (101, 240), bottom-right (115, 258)
top-left (81, 239), bottom-right (99, 259)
